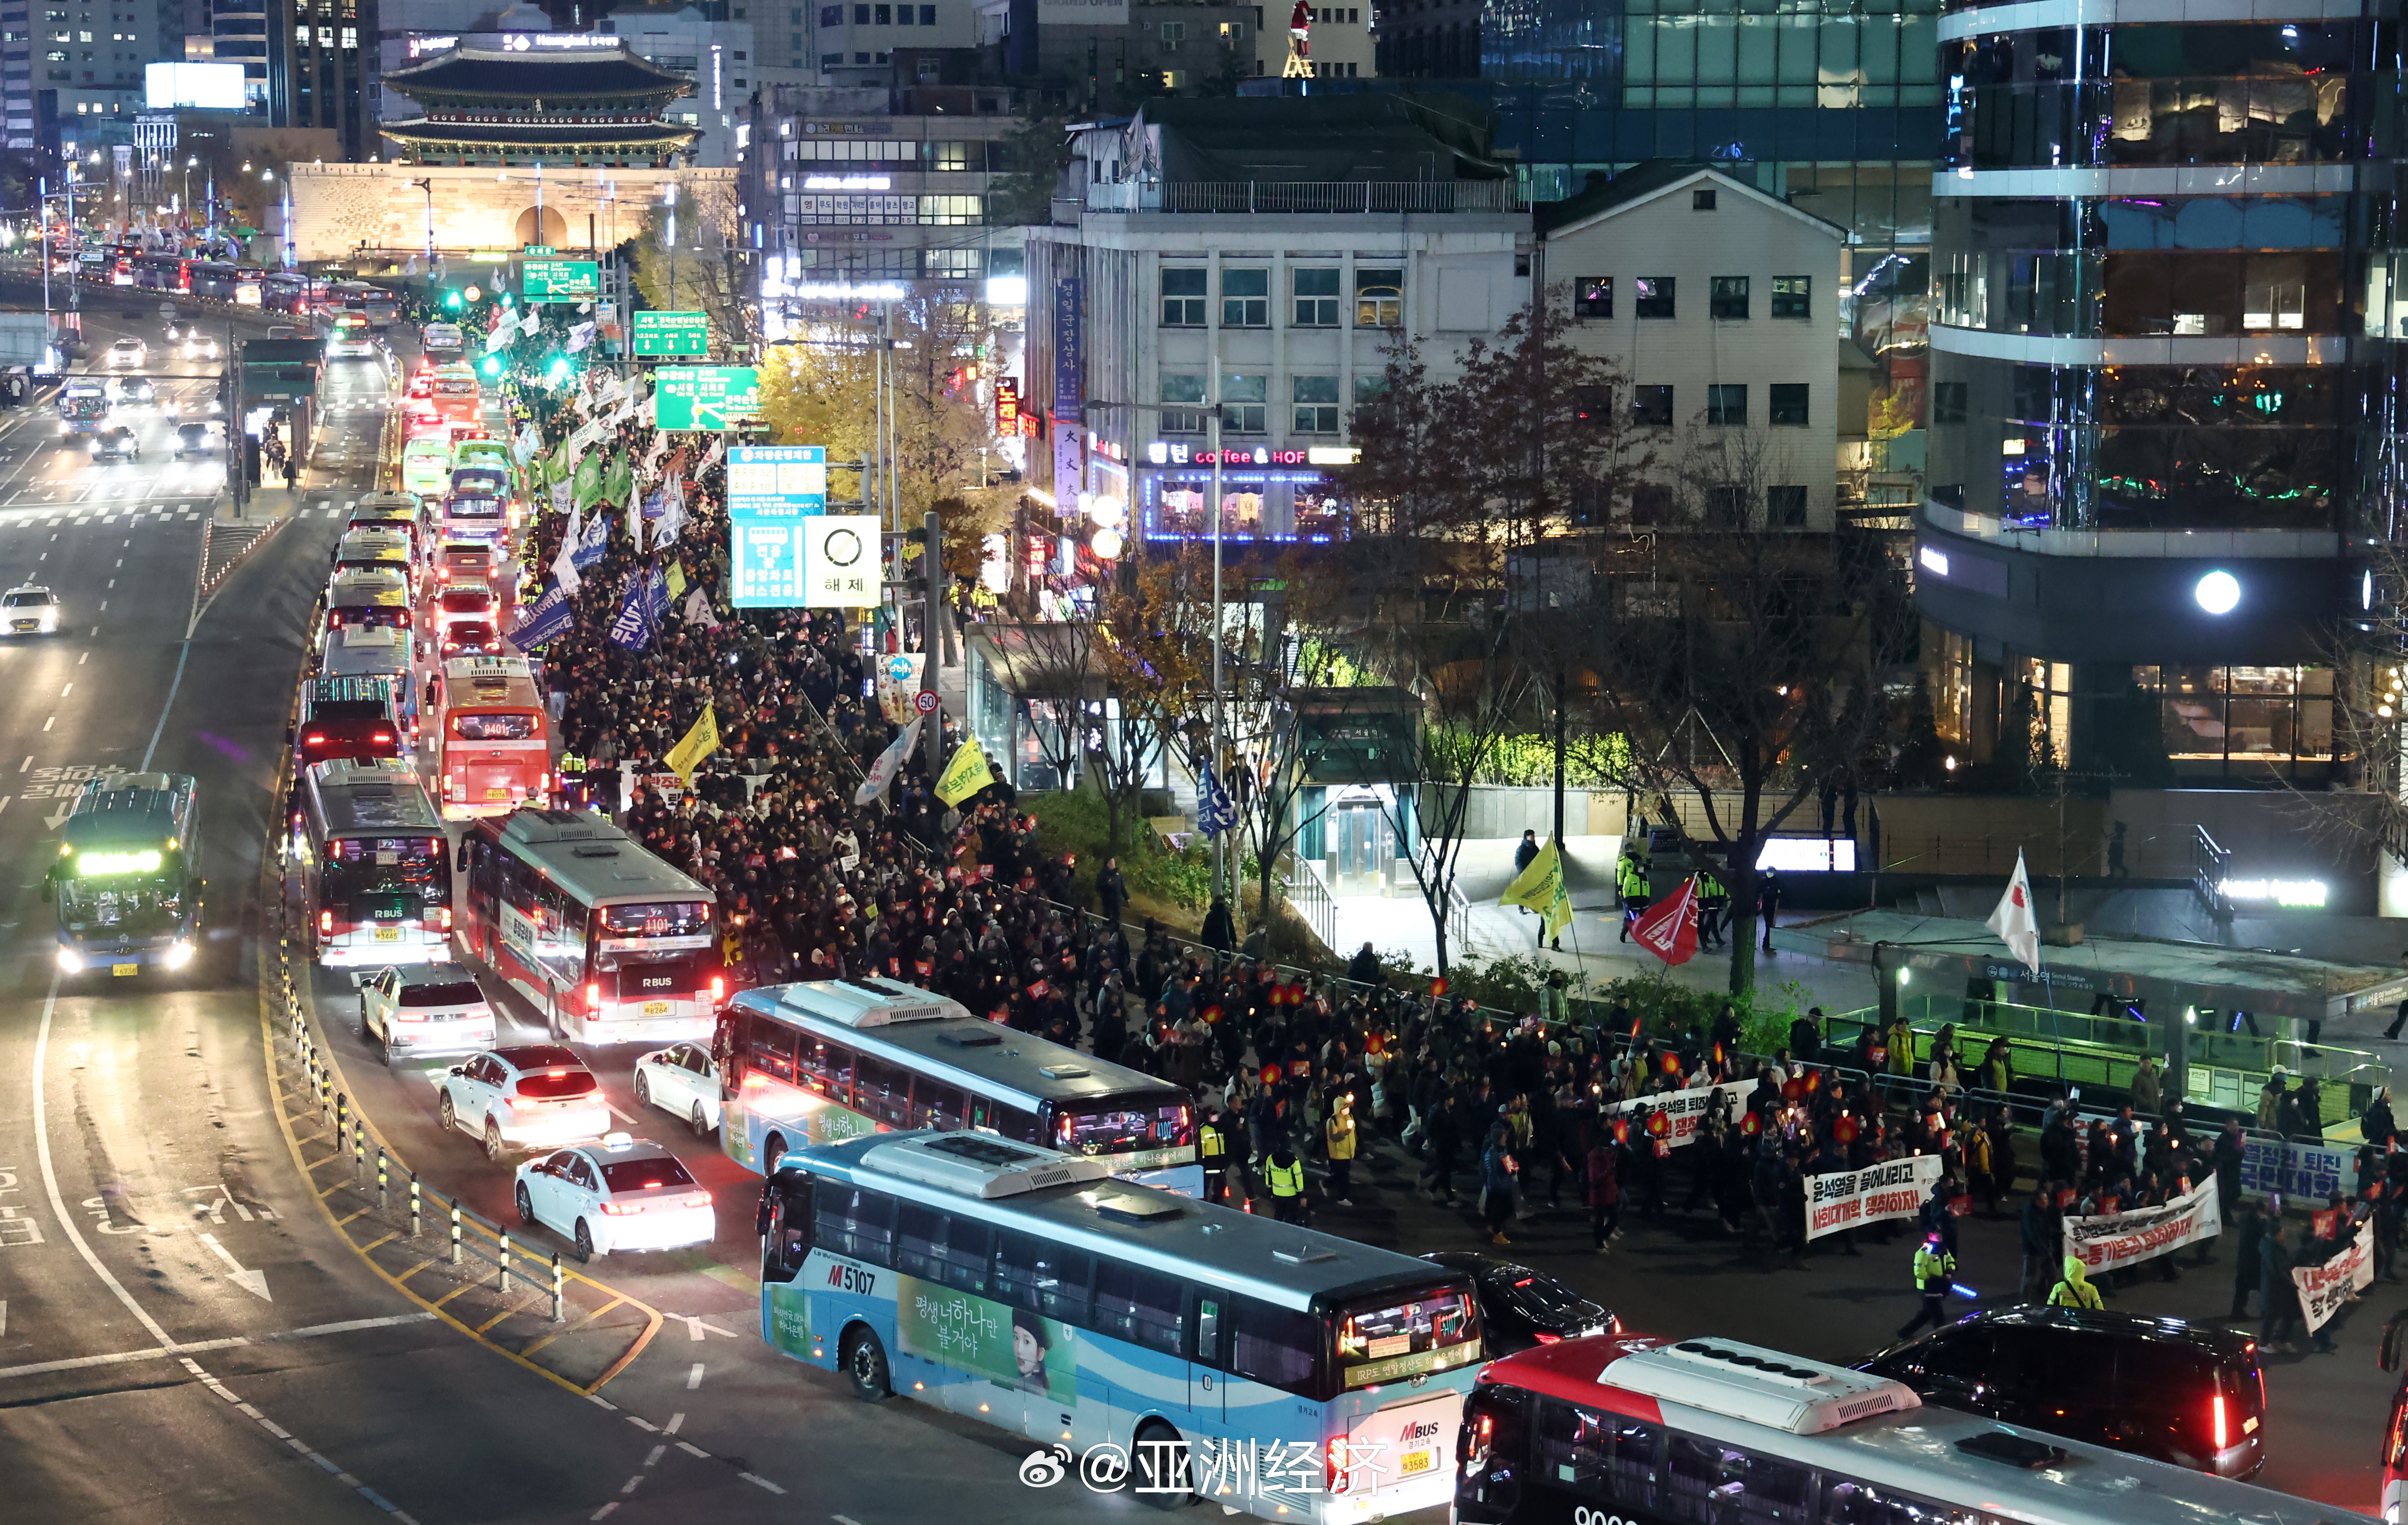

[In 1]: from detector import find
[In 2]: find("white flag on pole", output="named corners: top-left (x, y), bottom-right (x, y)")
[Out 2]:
top-left (550, 531), bottom-right (582, 596)
top-left (853, 719), bottom-right (922, 807)
top-left (1986, 849), bottom-right (2042, 974)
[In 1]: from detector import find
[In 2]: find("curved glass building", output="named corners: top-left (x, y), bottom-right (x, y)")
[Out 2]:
top-left (1918, 0), bottom-right (2398, 780)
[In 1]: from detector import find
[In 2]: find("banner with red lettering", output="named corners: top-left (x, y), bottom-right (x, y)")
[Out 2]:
top-left (2062, 1178), bottom-right (2220, 1273)
top-left (1804, 1154), bottom-right (1943, 1241)
top-left (2293, 1218), bottom-right (2375, 1334)
top-left (1601, 1080), bottom-right (1754, 1152)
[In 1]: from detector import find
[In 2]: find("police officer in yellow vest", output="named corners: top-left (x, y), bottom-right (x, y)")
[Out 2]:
top-left (1617, 852), bottom-right (1652, 943)
top-left (1697, 866), bottom-right (1729, 951)
top-left (2048, 1255), bottom-right (2105, 1309)
top-left (1263, 1139), bottom-right (1308, 1225)
top-left (1199, 1102), bottom-right (1232, 1204)
top-left (1896, 1230), bottom-right (1958, 1339)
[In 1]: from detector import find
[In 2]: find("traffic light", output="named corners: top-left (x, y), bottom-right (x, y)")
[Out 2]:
top-left (547, 356), bottom-right (570, 383)
top-left (443, 288), bottom-right (463, 311)
top-left (479, 354), bottom-right (502, 378)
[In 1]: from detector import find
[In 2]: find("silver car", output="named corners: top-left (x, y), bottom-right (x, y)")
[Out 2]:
top-left (357, 962), bottom-right (496, 1064)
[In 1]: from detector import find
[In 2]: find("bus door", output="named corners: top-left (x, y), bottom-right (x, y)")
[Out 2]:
top-left (1190, 1294), bottom-right (1228, 1420)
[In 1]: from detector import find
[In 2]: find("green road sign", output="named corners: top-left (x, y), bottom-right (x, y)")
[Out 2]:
top-left (521, 259), bottom-right (599, 301)
top-left (632, 311), bottom-right (710, 358)
top-left (655, 366), bottom-right (762, 431)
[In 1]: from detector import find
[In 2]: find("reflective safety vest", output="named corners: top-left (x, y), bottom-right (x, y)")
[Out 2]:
top-left (1699, 872), bottom-right (1726, 901)
top-left (1200, 1127), bottom-right (1226, 1162)
top-left (1912, 1245), bottom-right (1956, 1290)
top-left (2048, 1275), bottom-right (2104, 1310)
top-left (1265, 1156), bottom-right (1305, 1197)
top-left (1619, 859), bottom-right (1647, 897)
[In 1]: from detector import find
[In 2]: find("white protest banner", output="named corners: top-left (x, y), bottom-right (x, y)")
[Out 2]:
top-left (2293, 1218), bottom-right (2375, 1334)
top-left (2063, 1178), bottom-right (2221, 1274)
top-left (1804, 1153), bottom-right (1943, 1241)
top-left (1602, 1080), bottom-right (1754, 1151)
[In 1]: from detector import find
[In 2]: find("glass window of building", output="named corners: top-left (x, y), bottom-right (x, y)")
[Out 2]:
top-left (1632, 386), bottom-right (1673, 427)
top-left (1222, 268), bottom-right (1269, 328)
top-left (1769, 384), bottom-right (1808, 426)
top-left (1707, 384), bottom-right (1746, 426)
top-left (1293, 375), bottom-right (1340, 434)
top-left (1771, 276), bottom-right (1811, 319)
top-left (1293, 268), bottom-right (1340, 326)
top-left (1220, 375), bottom-right (1268, 434)
top-left (1575, 277), bottom-right (1611, 318)
top-left (1635, 277), bottom-right (1675, 318)
top-left (1710, 276), bottom-right (1749, 320)
top-left (1160, 268), bottom-right (1206, 327)
top-left (1354, 268), bottom-right (1402, 327)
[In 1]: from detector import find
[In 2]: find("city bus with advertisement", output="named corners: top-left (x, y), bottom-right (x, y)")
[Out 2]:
top-left (756, 1130), bottom-right (1481, 1523)
top-left (315, 626), bottom-right (418, 744)
top-left (714, 977), bottom-right (1202, 1194)
top-left (434, 655), bottom-right (550, 819)
top-left (290, 756), bottom-right (450, 967)
top-left (458, 808), bottom-right (722, 1044)
top-left (1455, 1332), bottom-right (2306, 1525)
top-left (440, 488), bottom-right (508, 548)
top-left (46, 772), bottom-right (202, 978)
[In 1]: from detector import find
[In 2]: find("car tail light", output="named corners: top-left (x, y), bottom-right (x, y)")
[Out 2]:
top-left (681, 1191), bottom-right (711, 1208)
top-left (319, 909), bottom-right (333, 936)
top-left (303, 732), bottom-right (323, 746)
top-left (600, 1199), bottom-right (644, 1215)
top-left (371, 731), bottom-right (392, 744)
top-left (707, 975), bottom-right (725, 1004)
top-left (2213, 1393), bottom-right (2228, 1450)
top-left (1534, 1330), bottom-right (1563, 1344)
top-left (585, 982), bottom-right (600, 1014)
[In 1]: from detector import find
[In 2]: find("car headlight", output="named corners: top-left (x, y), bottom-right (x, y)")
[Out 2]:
top-left (39, 611), bottom-right (56, 630)
top-left (163, 939), bottom-right (195, 970)
top-left (56, 945), bottom-right (82, 973)
top-left (86, 439), bottom-right (99, 454)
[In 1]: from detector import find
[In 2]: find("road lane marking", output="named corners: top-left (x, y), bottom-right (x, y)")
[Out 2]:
top-left (41, 715), bottom-right (51, 731)
top-left (77, 651), bottom-right (86, 664)
top-left (686, 1363), bottom-right (703, 1389)
top-left (58, 681), bottom-right (68, 696)
top-left (665, 1411), bottom-right (685, 1433)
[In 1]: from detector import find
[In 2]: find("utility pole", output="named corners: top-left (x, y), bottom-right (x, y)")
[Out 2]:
top-left (1208, 350), bottom-right (1225, 901)
top-left (923, 509), bottom-right (945, 772)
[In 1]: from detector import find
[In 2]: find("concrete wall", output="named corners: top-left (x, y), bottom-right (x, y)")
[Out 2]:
top-left (281, 163), bottom-right (738, 264)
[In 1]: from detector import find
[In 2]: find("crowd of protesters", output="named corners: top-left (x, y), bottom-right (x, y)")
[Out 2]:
top-left (478, 339), bottom-right (2399, 1353)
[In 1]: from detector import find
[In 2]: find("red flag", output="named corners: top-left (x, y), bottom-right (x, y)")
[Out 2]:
top-left (1630, 876), bottom-right (1702, 965)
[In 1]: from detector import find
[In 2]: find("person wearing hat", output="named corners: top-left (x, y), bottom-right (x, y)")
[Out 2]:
top-left (1898, 1229), bottom-right (1958, 1339)
top-left (2257, 1068), bottom-right (2289, 1133)
top-left (1262, 1135), bottom-right (1308, 1225)
top-left (2048, 1253), bottom-right (2105, 1310)
top-left (1199, 1100), bottom-right (1234, 1204)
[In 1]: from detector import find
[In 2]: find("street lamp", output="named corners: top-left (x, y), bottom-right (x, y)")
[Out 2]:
top-left (410, 176), bottom-right (434, 266)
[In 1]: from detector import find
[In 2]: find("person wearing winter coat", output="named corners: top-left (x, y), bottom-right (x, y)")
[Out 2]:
top-left (1323, 1097), bottom-right (1359, 1207)
top-left (1480, 1126), bottom-right (1520, 1246)
top-left (2047, 1254), bottom-right (2104, 1309)
top-left (1584, 1135), bottom-right (1621, 1253)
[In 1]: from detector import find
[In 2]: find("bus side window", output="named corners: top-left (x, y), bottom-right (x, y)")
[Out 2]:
top-left (935, 1218), bottom-right (991, 1297)
top-left (896, 1200), bottom-right (944, 1279)
top-left (1664, 1435), bottom-right (1726, 1523)
top-left (815, 1185), bottom-right (895, 1269)
top-left (1228, 1298), bottom-right (1319, 1397)
top-left (855, 1056), bottom-right (912, 1128)
top-left (715, 1009), bottom-right (745, 1080)
top-left (919, 1084), bottom-right (968, 1132)
top-left (763, 1174), bottom-right (813, 1282)
top-left (825, 1042), bottom-right (858, 1107)
top-left (751, 1020), bottom-right (797, 1084)
top-left (1725, 1451), bottom-right (1813, 1525)
top-left (978, 1102), bottom-right (1038, 1143)
top-left (996, 1232), bottom-right (1091, 1327)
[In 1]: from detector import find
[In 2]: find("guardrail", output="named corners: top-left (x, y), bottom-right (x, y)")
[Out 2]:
top-left (1282, 854), bottom-right (1338, 952)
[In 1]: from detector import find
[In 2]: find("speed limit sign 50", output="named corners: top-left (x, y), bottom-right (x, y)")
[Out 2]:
top-left (915, 691), bottom-right (940, 715)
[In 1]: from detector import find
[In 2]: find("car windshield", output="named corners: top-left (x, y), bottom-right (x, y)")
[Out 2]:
top-left (514, 1069), bottom-right (598, 1099)
top-left (441, 590), bottom-right (491, 612)
top-left (599, 1157), bottom-right (697, 1193)
top-left (5, 591), bottom-right (54, 607)
top-left (400, 981), bottom-right (483, 1007)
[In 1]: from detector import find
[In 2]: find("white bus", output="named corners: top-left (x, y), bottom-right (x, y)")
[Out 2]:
top-left (459, 807), bottom-right (722, 1044)
top-left (1459, 1334), bottom-right (2321, 1525)
top-left (715, 976), bottom-right (1201, 1195)
top-left (761, 1130), bottom-right (1483, 1523)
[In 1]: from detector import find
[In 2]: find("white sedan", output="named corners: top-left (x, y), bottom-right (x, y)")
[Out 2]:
top-left (633, 1042), bottom-right (723, 1136)
top-left (438, 1045), bottom-right (610, 1161)
top-left (512, 1135), bottom-right (714, 1261)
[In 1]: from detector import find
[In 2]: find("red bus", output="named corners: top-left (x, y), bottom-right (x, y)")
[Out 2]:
top-left (290, 757), bottom-right (452, 967)
top-left (433, 655), bottom-right (550, 819)
top-left (460, 809), bottom-right (722, 1044)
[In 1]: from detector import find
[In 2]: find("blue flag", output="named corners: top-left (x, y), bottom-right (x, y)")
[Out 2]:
top-left (571, 504), bottom-right (611, 571)
top-left (641, 564), bottom-right (670, 626)
top-left (509, 582), bottom-right (575, 650)
top-left (1198, 764), bottom-right (1237, 838)
top-left (607, 576), bottom-right (655, 652)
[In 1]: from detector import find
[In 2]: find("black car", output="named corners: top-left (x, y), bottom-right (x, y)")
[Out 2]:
top-left (89, 424), bottom-right (138, 462)
top-left (1858, 1306), bottom-right (2265, 1477)
top-left (173, 421), bottom-right (214, 459)
top-left (1419, 1252), bottom-right (1616, 1353)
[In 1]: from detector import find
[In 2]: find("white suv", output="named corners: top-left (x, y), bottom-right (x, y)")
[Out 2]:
top-left (357, 962), bottom-right (495, 1064)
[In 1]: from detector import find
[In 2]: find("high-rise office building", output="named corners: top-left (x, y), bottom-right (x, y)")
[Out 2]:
top-left (269, 0), bottom-right (376, 159)
top-left (1915, 0), bottom-right (2384, 783)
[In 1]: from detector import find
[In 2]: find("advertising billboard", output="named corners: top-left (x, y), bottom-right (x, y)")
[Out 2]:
top-left (145, 62), bottom-right (247, 110)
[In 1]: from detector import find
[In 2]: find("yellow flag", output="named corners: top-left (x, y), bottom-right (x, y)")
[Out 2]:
top-left (1501, 838), bottom-right (1573, 940)
top-left (666, 561), bottom-right (688, 600)
top-left (664, 704), bottom-right (720, 785)
top-left (934, 734), bottom-right (996, 807)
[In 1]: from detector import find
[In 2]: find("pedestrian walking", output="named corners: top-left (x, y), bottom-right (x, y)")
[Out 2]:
top-left (1897, 1230), bottom-right (1958, 1339)
top-left (1323, 1094), bottom-right (1358, 1207)
top-left (1263, 1140), bottom-right (1308, 1226)
top-left (1199, 1102), bottom-right (1232, 1204)
top-left (1757, 868), bottom-right (1783, 954)
top-left (2229, 1198), bottom-right (2263, 1317)
top-left (1584, 1131), bottom-right (1621, 1253)
top-left (2019, 1186), bottom-right (2055, 1300)
top-left (2048, 1255), bottom-right (2105, 1309)
top-left (2258, 1218), bottom-right (2300, 1351)
top-left (1480, 1124), bottom-right (1520, 1246)
top-left (1422, 1092), bottom-right (1462, 1205)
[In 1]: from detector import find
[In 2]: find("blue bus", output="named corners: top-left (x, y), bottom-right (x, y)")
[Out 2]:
top-left (714, 977), bottom-right (1201, 1196)
top-left (46, 772), bottom-right (201, 977)
top-left (759, 1130), bottom-right (1482, 1522)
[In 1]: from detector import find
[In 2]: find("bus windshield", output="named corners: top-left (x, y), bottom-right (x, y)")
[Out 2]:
top-left (1334, 1284), bottom-right (1480, 1388)
top-left (1053, 1099), bottom-right (1195, 1157)
top-left (600, 901), bottom-right (711, 937)
top-left (445, 496), bottom-right (503, 520)
top-left (59, 873), bottom-right (188, 936)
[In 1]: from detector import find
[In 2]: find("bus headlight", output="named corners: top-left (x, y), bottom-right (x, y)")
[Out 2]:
top-left (56, 945), bottom-right (83, 972)
top-left (164, 939), bottom-right (195, 969)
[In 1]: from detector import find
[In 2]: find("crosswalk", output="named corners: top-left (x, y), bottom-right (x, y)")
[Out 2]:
top-left (0, 503), bottom-right (206, 527)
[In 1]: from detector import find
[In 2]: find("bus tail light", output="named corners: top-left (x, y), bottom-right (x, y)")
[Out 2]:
top-left (707, 975), bottom-right (725, 1004)
top-left (303, 732), bottom-right (323, 747)
top-left (371, 731), bottom-right (392, 745)
top-left (538, 771), bottom-right (550, 794)
top-left (319, 909), bottom-right (332, 936)
top-left (585, 982), bottom-right (600, 1014)
top-left (439, 907), bottom-right (453, 932)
